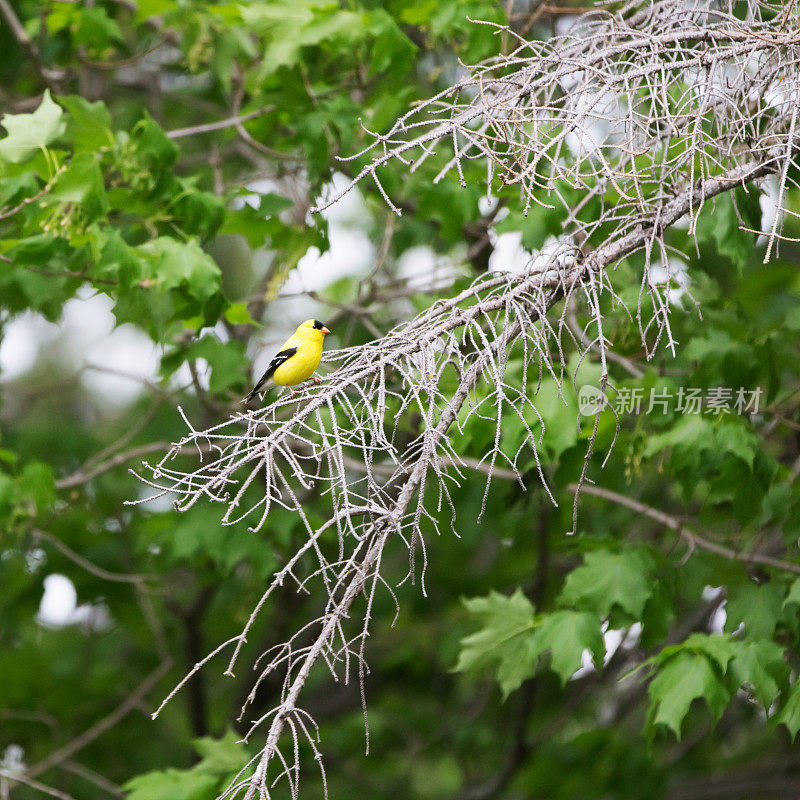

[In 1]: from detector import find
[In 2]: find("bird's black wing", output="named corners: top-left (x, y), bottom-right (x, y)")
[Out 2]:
top-left (243, 347), bottom-right (298, 402)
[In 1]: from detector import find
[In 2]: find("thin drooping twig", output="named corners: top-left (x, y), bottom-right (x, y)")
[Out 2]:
top-left (568, 482), bottom-right (800, 575)
top-left (566, 304), bottom-right (645, 379)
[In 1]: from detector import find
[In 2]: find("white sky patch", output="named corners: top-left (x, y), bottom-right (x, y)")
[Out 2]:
top-left (36, 573), bottom-right (113, 631)
top-left (309, 172), bottom-right (371, 226)
top-left (571, 622), bottom-right (631, 681)
top-left (709, 603), bottom-right (727, 635)
top-left (232, 177), bottom-right (279, 211)
top-left (648, 257), bottom-right (690, 306)
top-left (489, 233), bottom-right (576, 277)
top-left (134, 487), bottom-right (177, 514)
top-left (0, 311), bottom-right (48, 378)
top-left (396, 246), bottom-right (457, 291)
top-left (0, 287), bottom-right (159, 405)
top-left (285, 223), bottom-right (374, 295)
top-left (286, 172), bottom-right (374, 296)
top-left (555, 13), bottom-right (579, 35)
top-left (478, 194), bottom-right (500, 217)
top-left (571, 647), bottom-right (597, 680)
top-left (488, 231), bottom-right (530, 274)
top-left (703, 586), bottom-right (727, 634)
top-left (623, 622), bottom-right (642, 650)
top-left (602, 627), bottom-right (625, 664)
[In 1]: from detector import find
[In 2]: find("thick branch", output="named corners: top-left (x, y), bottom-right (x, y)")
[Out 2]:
top-left (569, 482), bottom-right (800, 575)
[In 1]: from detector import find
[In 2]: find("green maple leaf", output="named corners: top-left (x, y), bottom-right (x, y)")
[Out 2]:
top-left (123, 729), bottom-right (247, 800)
top-left (456, 592), bottom-right (605, 695)
top-left (729, 640), bottom-right (789, 707)
top-left (123, 769), bottom-right (218, 800)
top-left (136, 237), bottom-right (222, 303)
top-left (775, 681), bottom-right (800, 740)
top-left (783, 577), bottom-right (800, 609)
top-left (530, 610), bottom-right (605, 686)
top-left (648, 651), bottom-right (731, 739)
top-left (188, 337), bottom-right (248, 395)
top-left (16, 461), bottom-right (55, 516)
top-left (52, 153), bottom-right (108, 219)
top-left (455, 589), bottom-right (536, 699)
top-left (559, 548), bottom-right (655, 619)
top-left (192, 729), bottom-right (248, 773)
top-left (59, 95), bottom-right (114, 153)
top-left (224, 302), bottom-right (259, 327)
top-left (241, 0), bottom-right (363, 74)
top-left (658, 633), bottom-right (737, 672)
top-left (725, 582), bottom-right (784, 640)
top-left (0, 90), bottom-right (66, 164)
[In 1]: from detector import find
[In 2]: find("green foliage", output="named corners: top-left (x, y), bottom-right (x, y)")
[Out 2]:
top-left (455, 590), bottom-right (604, 694)
top-left (0, 459), bottom-right (56, 539)
top-left (0, 91), bottom-right (66, 163)
top-left (774, 680), bottom-right (800, 740)
top-left (559, 547), bottom-right (656, 620)
top-left (646, 634), bottom-right (791, 738)
top-left (454, 589), bottom-right (536, 698)
top-left (647, 649), bottom-right (731, 738)
top-left (530, 610), bottom-right (605, 686)
top-left (725, 582), bottom-right (785, 640)
top-left (124, 731), bottom-right (249, 800)
top-left (729, 640), bottom-right (788, 707)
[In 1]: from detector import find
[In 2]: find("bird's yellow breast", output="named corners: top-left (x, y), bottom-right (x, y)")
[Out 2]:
top-left (273, 338), bottom-right (323, 386)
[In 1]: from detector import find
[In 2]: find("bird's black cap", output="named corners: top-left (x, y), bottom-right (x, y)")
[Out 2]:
top-left (313, 320), bottom-right (327, 330)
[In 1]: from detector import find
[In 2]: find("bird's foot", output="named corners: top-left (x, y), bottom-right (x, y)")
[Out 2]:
top-left (312, 376), bottom-right (322, 385)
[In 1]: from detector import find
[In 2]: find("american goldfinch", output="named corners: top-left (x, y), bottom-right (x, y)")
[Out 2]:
top-left (244, 319), bottom-right (330, 402)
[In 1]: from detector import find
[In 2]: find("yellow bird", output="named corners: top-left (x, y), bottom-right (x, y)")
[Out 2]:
top-left (244, 319), bottom-right (330, 402)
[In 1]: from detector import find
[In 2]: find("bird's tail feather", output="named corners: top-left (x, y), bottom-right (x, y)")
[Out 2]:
top-left (243, 381), bottom-right (265, 403)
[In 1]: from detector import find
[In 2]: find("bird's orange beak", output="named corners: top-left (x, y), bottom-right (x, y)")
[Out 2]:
top-left (321, 326), bottom-right (331, 334)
